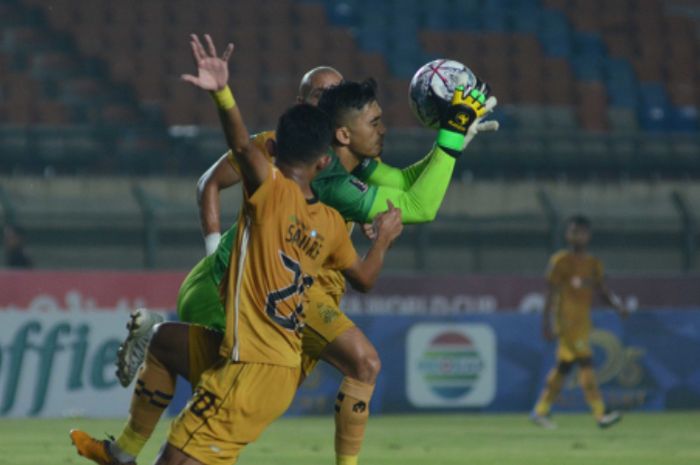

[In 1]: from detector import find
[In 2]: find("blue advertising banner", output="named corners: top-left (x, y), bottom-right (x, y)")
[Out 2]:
top-left (170, 309), bottom-right (700, 416)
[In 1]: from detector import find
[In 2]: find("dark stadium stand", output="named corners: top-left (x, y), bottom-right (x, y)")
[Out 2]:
top-left (0, 0), bottom-right (699, 177)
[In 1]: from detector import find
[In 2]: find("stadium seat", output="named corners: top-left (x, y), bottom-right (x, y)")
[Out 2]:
top-left (669, 106), bottom-right (699, 132)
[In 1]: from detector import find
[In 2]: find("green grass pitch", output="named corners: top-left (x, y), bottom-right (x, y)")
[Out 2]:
top-left (0, 412), bottom-right (698, 465)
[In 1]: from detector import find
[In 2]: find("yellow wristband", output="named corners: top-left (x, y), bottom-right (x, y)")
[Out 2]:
top-left (211, 86), bottom-right (236, 111)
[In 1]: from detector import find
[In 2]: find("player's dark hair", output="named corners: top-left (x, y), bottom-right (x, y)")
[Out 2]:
top-left (275, 104), bottom-right (332, 166)
top-left (317, 78), bottom-right (378, 127)
top-left (567, 214), bottom-right (591, 229)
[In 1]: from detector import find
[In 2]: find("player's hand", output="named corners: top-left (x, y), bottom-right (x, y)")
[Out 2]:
top-left (436, 80), bottom-right (493, 157)
top-left (462, 93), bottom-right (499, 150)
top-left (181, 34), bottom-right (234, 92)
top-left (373, 200), bottom-right (403, 246)
top-left (360, 223), bottom-right (378, 241)
top-left (440, 80), bottom-right (491, 134)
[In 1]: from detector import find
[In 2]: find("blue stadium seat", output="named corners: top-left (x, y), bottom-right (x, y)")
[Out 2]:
top-left (449, 0), bottom-right (480, 28)
top-left (483, 0), bottom-right (506, 9)
top-left (638, 106), bottom-right (670, 133)
top-left (358, 34), bottom-right (388, 53)
top-left (639, 82), bottom-right (669, 107)
top-left (605, 58), bottom-right (636, 85)
top-left (481, 7), bottom-right (509, 32)
top-left (574, 32), bottom-right (606, 57)
top-left (540, 33), bottom-right (572, 57)
top-left (571, 55), bottom-right (605, 81)
top-left (607, 80), bottom-right (639, 108)
top-left (670, 106), bottom-right (698, 132)
top-left (538, 10), bottom-right (570, 36)
top-left (326, 1), bottom-right (357, 26)
top-left (422, 11), bottom-right (450, 29)
top-left (510, 7), bottom-right (540, 34)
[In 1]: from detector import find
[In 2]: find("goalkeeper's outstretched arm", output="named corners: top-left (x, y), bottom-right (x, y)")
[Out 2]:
top-left (363, 82), bottom-right (497, 223)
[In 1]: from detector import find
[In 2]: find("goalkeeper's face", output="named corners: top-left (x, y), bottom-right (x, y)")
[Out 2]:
top-left (344, 100), bottom-right (386, 159)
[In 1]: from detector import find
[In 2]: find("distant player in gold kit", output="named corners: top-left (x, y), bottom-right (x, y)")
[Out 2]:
top-left (531, 215), bottom-right (628, 429)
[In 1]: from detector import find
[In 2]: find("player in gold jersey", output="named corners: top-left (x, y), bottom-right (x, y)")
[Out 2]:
top-left (531, 215), bottom-right (628, 429)
top-left (158, 34), bottom-right (403, 465)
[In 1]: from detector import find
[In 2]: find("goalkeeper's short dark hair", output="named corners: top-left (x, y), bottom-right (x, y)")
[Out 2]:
top-left (567, 214), bottom-right (592, 229)
top-left (317, 78), bottom-right (378, 127)
top-left (275, 104), bottom-right (332, 166)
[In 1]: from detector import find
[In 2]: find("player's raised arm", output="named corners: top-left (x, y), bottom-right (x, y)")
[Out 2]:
top-left (342, 201), bottom-right (403, 292)
top-left (181, 34), bottom-right (269, 194)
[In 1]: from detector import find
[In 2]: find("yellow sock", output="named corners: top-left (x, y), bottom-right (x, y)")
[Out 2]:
top-left (579, 366), bottom-right (605, 419)
top-left (114, 352), bottom-right (174, 458)
top-left (114, 425), bottom-right (148, 458)
top-left (335, 377), bottom-right (374, 464)
top-left (589, 399), bottom-right (605, 419)
top-left (534, 368), bottom-right (564, 416)
top-left (337, 455), bottom-right (359, 465)
top-left (534, 399), bottom-right (551, 417)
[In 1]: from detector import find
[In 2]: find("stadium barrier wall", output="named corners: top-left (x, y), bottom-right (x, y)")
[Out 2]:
top-left (0, 271), bottom-right (698, 417)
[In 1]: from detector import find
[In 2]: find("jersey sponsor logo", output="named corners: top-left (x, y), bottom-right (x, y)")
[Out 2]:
top-left (570, 275), bottom-right (595, 289)
top-left (407, 324), bottom-right (496, 407)
top-left (317, 303), bottom-right (341, 324)
top-left (349, 177), bottom-right (368, 193)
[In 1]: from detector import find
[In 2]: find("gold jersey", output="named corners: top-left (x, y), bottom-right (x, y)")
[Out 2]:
top-left (220, 165), bottom-right (358, 367)
top-left (227, 131), bottom-right (351, 299)
top-left (547, 250), bottom-right (604, 335)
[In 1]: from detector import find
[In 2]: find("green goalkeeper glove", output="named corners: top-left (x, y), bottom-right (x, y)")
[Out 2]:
top-left (436, 80), bottom-right (492, 158)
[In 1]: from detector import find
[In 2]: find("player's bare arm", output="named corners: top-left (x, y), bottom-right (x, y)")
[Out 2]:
top-left (197, 152), bottom-right (241, 254)
top-left (342, 201), bottom-right (403, 292)
top-left (182, 33), bottom-right (269, 193)
top-left (597, 279), bottom-right (629, 318)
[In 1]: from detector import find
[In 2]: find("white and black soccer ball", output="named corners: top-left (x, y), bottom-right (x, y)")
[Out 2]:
top-left (408, 59), bottom-right (477, 129)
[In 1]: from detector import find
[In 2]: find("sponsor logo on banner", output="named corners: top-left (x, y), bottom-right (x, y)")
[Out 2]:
top-left (407, 323), bottom-right (496, 407)
top-left (0, 284), bottom-right (169, 418)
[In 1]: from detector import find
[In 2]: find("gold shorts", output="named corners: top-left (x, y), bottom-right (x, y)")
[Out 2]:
top-left (300, 284), bottom-right (355, 376)
top-left (168, 359), bottom-right (300, 465)
top-left (557, 332), bottom-right (592, 362)
top-left (188, 324), bottom-right (223, 386)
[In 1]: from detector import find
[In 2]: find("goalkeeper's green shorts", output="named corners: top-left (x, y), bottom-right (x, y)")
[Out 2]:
top-left (176, 254), bottom-right (226, 332)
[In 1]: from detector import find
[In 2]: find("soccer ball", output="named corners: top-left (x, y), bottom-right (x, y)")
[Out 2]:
top-left (408, 59), bottom-right (477, 129)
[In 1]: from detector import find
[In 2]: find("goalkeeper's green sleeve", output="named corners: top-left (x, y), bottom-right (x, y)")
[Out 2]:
top-left (365, 145), bottom-right (455, 224)
top-left (352, 152), bottom-right (434, 190)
